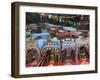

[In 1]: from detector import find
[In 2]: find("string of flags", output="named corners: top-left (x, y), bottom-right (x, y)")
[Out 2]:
top-left (40, 13), bottom-right (82, 26)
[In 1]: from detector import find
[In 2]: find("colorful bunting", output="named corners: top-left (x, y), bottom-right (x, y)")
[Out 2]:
top-left (39, 13), bottom-right (86, 26)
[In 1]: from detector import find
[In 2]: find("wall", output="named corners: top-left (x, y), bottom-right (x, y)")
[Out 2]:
top-left (0, 0), bottom-right (99, 80)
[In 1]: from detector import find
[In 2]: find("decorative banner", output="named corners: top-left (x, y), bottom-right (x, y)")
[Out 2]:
top-left (51, 15), bottom-right (55, 21)
top-left (56, 16), bottom-right (59, 22)
top-left (39, 13), bottom-right (86, 26)
top-left (59, 16), bottom-right (62, 22)
top-left (81, 15), bottom-right (84, 19)
top-left (61, 16), bottom-right (64, 23)
top-left (40, 13), bottom-right (44, 16)
top-left (44, 13), bottom-right (48, 17)
top-left (48, 14), bottom-right (52, 19)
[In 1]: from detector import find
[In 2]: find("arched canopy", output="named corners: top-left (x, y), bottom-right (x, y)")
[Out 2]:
top-left (32, 33), bottom-right (50, 37)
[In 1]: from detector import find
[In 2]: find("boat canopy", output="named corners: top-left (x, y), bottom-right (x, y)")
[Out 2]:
top-left (32, 33), bottom-right (50, 37)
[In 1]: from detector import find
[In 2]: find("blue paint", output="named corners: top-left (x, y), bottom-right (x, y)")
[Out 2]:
top-left (32, 33), bottom-right (50, 37)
